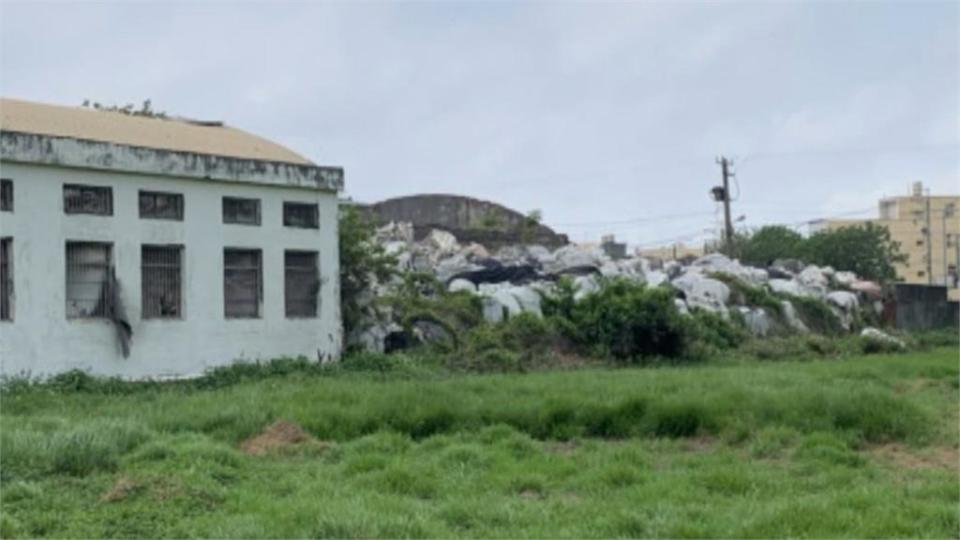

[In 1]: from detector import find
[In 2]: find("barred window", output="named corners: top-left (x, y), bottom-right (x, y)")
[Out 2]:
top-left (1, 238), bottom-right (12, 321)
top-left (223, 197), bottom-right (260, 226)
top-left (66, 242), bottom-right (112, 318)
top-left (140, 191), bottom-right (184, 220)
top-left (283, 202), bottom-right (319, 229)
top-left (64, 184), bottom-right (112, 215)
top-left (285, 251), bottom-right (319, 317)
top-left (1, 179), bottom-right (12, 212)
top-left (142, 245), bottom-right (183, 319)
top-left (224, 249), bottom-right (261, 318)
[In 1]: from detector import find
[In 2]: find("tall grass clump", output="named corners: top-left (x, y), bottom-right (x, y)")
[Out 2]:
top-left (1, 419), bottom-right (151, 479)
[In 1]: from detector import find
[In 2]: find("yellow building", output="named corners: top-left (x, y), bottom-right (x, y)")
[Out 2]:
top-left (812, 182), bottom-right (959, 299)
top-left (635, 242), bottom-right (707, 261)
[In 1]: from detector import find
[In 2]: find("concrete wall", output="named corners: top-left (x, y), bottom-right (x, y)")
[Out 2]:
top-left (365, 194), bottom-right (568, 249)
top-left (892, 283), bottom-right (958, 331)
top-left (0, 161), bottom-right (341, 379)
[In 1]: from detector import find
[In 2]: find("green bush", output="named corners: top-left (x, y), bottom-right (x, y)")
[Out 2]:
top-left (780, 294), bottom-right (844, 335)
top-left (555, 278), bottom-right (690, 362)
top-left (383, 273), bottom-right (484, 353)
top-left (710, 273), bottom-right (784, 318)
top-left (687, 308), bottom-right (749, 351)
top-left (858, 335), bottom-right (905, 355)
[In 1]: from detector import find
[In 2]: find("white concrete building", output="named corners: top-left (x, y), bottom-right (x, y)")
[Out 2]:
top-left (0, 98), bottom-right (344, 379)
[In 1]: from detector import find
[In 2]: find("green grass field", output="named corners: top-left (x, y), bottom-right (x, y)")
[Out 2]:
top-left (2, 348), bottom-right (958, 538)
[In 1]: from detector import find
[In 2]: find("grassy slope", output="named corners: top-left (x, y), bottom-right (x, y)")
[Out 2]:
top-left (1, 349), bottom-right (958, 538)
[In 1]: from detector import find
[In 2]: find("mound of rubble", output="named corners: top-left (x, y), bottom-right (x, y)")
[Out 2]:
top-left (358, 223), bottom-right (886, 351)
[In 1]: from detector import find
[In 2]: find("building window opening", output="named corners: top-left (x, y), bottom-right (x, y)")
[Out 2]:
top-left (0, 179), bottom-right (12, 212)
top-left (285, 251), bottom-right (319, 317)
top-left (140, 191), bottom-right (184, 220)
top-left (224, 249), bottom-right (262, 318)
top-left (223, 197), bottom-right (261, 226)
top-left (142, 245), bottom-right (183, 319)
top-left (1, 238), bottom-right (12, 320)
top-left (64, 184), bottom-right (113, 215)
top-left (66, 242), bottom-right (113, 318)
top-left (283, 202), bottom-right (319, 229)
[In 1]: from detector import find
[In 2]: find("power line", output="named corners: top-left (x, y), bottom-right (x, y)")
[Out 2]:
top-left (551, 210), bottom-right (715, 228)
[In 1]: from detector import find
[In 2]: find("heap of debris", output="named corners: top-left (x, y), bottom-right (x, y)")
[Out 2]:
top-left (354, 223), bottom-right (888, 351)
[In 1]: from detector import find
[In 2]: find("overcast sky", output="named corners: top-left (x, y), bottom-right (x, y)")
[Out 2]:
top-left (2, 1), bottom-right (957, 246)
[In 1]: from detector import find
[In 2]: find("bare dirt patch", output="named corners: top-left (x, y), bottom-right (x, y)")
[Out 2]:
top-left (866, 443), bottom-right (959, 472)
top-left (519, 488), bottom-right (544, 500)
top-left (240, 420), bottom-right (326, 456)
top-left (682, 436), bottom-right (718, 453)
top-left (894, 378), bottom-right (937, 394)
top-left (545, 440), bottom-right (579, 456)
top-left (100, 476), bottom-right (142, 502)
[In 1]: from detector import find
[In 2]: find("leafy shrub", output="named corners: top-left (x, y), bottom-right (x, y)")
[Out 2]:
top-left (541, 277), bottom-right (578, 321)
top-left (780, 294), bottom-right (844, 335)
top-left (687, 308), bottom-right (749, 351)
top-left (383, 273), bottom-right (484, 353)
top-left (458, 313), bottom-right (562, 372)
top-left (339, 206), bottom-right (397, 341)
top-left (710, 273), bottom-right (784, 318)
top-left (554, 278), bottom-right (689, 362)
top-left (858, 335), bottom-right (905, 355)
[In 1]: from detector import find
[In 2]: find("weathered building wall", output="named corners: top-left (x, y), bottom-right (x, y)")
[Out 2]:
top-left (0, 162), bottom-right (341, 379)
top-left (365, 194), bottom-right (568, 249)
top-left (892, 283), bottom-right (959, 330)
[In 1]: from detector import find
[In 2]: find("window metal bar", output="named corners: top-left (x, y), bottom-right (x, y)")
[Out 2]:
top-left (285, 250), bottom-right (319, 317)
top-left (0, 179), bottom-right (12, 212)
top-left (65, 242), bottom-right (112, 318)
top-left (0, 238), bottom-right (11, 320)
top-left (223, 197), bottom-right (261, 226)
top-left (64, 184), bottom-right (113, 216)
top-left (142, 245), bottom-right (183, 319)
top-left (224, 249), bottom-right (262, 318)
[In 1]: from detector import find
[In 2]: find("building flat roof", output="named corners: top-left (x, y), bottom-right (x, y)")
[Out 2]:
top-left (1, 97), bottom-right (311, 165)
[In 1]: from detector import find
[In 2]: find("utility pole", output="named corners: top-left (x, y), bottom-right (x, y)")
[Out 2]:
top-left (943, 203), bottom-right (955, 286)
top-left (925, 190), bottom-right (933, 285)
top-left (714, 156), bottom-right (735, 250)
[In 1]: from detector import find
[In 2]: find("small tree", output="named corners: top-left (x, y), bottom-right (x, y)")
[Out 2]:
top-left (338, 206), bottom-right (396, 339)
top-left (519, 209), bottom-right (543, 244)
top-left (738, 226), bottom-right (805, 267)
top-left (801, 222), bottom-right (905, 282)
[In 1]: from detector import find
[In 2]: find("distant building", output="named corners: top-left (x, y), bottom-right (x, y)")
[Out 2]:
top-left (635, 242), bottom-right (707, 262)
top-left (600, 234), bottom-right (627, 260)
top-left (0, 98), bottom-right (344, 378)
top-left (812, 181), bottom-right (959, 300)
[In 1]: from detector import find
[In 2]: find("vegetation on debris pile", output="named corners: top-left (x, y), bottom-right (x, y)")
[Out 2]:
top-left (339, 206), bottom-right (398, 341)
